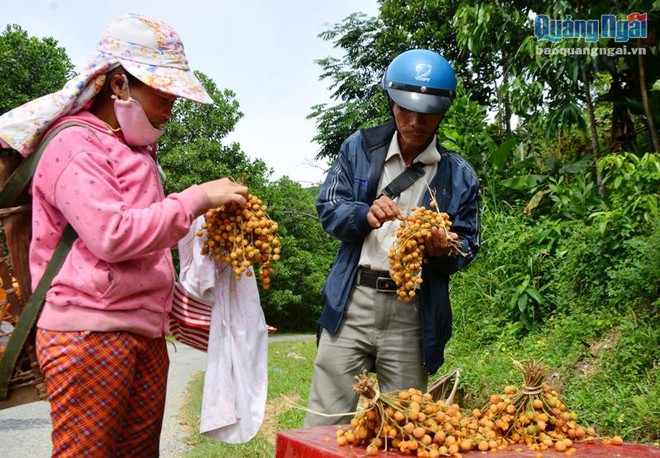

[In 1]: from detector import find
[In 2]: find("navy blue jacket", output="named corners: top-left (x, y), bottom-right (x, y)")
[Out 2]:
top-left (315, 121), bottom-right (481, 374)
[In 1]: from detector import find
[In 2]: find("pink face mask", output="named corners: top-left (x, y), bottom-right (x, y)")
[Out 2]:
top-left (113, 75), bottom-right (164, 147)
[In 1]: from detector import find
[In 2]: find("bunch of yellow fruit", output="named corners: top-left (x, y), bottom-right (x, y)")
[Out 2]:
top-left (337, 371), bottom-right (501, 457)
top-left (198, 193), bottom-right (281, 289)
top-left (389, 200), bottom-right (464, 302)
top-left (472, 359), bottom-right (598, 455)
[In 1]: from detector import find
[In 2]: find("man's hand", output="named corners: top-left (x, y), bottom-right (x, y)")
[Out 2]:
top-left (367, 195), bottom-right (403, 228)
top-left (424, 226), bottom-right (460, 257)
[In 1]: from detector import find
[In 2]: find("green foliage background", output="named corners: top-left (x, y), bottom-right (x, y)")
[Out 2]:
top-left (0, 24), bottom-right (74, 113)
top-left (2, 0), bottom-right (658, 447)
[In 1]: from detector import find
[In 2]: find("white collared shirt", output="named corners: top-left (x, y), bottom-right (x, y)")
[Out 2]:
top-left (358, 132), bottom-right (440, 271)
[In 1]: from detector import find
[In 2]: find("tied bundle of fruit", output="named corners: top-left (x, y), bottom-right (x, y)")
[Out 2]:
top-left (0, 276), bottom-right (21, 324)
top-left (473, 358), bottom-right (598, 455)
top-left (1, 294), bottom-right (13, 324)
top-left (336, 371), bottom-right (489, 457)
top-left (388, 191), bottom-right (465, 302)
top-left (0, 277), bottom-right (21, 301)
top-left (198, 193), bottom-right (281, 289)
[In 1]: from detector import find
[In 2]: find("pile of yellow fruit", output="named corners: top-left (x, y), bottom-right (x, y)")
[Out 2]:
top-left (336, 359), bottom-right (621, 457)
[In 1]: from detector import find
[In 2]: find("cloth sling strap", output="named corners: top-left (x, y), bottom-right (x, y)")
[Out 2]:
top-left (379, 161), bottom-right (428, 199)
top-left (0, 122), bottom-right (83, 400)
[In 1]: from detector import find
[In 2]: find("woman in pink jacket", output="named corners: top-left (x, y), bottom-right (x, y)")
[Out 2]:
top-left (0, 14), bottom-right (247, 457)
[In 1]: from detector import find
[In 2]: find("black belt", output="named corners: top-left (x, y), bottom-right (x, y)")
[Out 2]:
top-left (356, 268), bottom-right (397, 292)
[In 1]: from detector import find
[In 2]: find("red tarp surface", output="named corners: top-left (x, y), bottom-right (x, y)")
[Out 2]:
top-left (276, 425), bottom-right (660, 458)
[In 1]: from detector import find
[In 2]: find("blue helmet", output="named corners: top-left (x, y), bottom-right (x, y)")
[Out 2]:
top-left (381, 49), bottom-right (457, 114)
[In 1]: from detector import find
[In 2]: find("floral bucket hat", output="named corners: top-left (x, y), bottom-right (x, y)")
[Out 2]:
top-left (0, 13), bottom-right (212, 156)
top-left (100, 13), bottom-right (212, 104)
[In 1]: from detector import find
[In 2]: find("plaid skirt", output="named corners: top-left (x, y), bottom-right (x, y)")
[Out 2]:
top-left (36, 329), bottom-right (169, 457)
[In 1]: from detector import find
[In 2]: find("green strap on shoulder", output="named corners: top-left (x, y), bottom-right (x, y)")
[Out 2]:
top-left (0, 122), bottom-right (85, 400)
top-left (0, 122), bottom-right (85, 208)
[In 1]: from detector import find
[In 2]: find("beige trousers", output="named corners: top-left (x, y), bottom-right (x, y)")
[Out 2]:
top-left (305, 283), bottom-right (427, 427)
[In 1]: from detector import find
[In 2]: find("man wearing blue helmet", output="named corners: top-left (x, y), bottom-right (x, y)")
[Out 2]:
top-left (306, 49), bottom-right (481, 427)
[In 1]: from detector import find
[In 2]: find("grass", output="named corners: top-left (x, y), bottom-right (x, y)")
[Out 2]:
top-left (179, 336), bottom-right (317, 457)
top-left (176, 305), bottom-right (659, 456)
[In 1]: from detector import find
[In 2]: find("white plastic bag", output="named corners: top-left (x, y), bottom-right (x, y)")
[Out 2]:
top-left (177, 216), bottom-right (268, 443)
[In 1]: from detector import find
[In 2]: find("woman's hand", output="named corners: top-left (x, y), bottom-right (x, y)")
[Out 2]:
top-left (199, 178), bottom-right (248, 208)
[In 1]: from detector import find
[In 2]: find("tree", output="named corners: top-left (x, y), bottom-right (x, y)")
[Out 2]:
top-left (453, 2), bottom-right (533, 139)
top-left (258, 178), bottom-right (338, 331)
top-left (158, 71), bottom-right (271, 194)
top-left (310, 12), bottom-right (390, 161)
top-left (377, 0), bottom-right (497, 105)
top-left (507, 1), bottom-right (659, 196)
top-left (157, 70), bottom-right (270, 279)
top-left (0, 24), bottom-right (74, 114)
top-left (310, 0), bottom-right (506, 162)
top-left (636, 39), bottom-right (660, 152)
top-left (157, 73), bottom-right (336, 331)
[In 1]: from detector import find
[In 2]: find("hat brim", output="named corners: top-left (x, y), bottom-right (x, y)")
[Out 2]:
top-left (120, 60), bottom-right (213, 104)
top-left (388, 88), bottom-right (452, 114)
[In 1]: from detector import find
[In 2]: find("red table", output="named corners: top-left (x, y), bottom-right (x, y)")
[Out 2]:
top-left (276, 425), bottom-right (660, 458)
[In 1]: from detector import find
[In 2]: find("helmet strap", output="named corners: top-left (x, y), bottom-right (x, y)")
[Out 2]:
top-left (386, 81), bottom-right (455, 99)
top-left (387, 97), bottom-right (395, 119)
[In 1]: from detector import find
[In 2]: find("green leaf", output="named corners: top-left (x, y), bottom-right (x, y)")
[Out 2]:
top-left (501, 175), bottom-right (548, 191)
top-left (491, 137), bottom-right (517, 169)
top-left (525, 286), bottom-right (545, 304)
top-left (560, 159), bottom-right (591, 174)
top-left (517, 294), bottom-right (528, 313)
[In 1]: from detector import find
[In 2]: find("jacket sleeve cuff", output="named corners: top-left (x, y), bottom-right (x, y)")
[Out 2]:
top-left (173, 185), bottom-right (211, 219)
top-left (355, 205), bottom-right (374, 235)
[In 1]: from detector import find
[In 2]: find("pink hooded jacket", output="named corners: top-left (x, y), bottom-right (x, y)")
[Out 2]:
top-left (30, 110), bottom-right (210, 338)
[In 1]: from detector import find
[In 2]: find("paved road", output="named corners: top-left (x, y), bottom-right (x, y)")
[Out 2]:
top-left (0, 334), bottom-right (312, 457)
